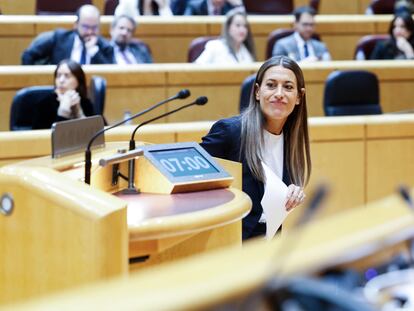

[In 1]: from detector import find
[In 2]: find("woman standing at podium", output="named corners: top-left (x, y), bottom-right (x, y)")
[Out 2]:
top-left (201, 56), bottom-right (311, 240)
top-left (32, 59), bottom-right (94, 129)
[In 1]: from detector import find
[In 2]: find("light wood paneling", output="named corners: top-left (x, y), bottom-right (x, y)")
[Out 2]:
top-left (2, 61), bottom-right (414, 131)
top-left (0, 15), bottom-right (395, 65)
top-left (2, 114), bottom-right (414, 227)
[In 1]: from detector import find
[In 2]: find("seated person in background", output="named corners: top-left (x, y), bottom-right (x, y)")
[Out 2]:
top-left (272, 6), bottom-right (331, 63)
top-left (110, 15), bottom-right (153, 64)
top-left (114, 0), bottom-right (173, 16)
top-left (195, 8), bottom-right (256, 64)
top-left (370, 12), bottom-right (414, 60)
top-left (21, 5), bottom-right (112, 65)
top-left (184, 0), bottom-right (242, 16)
top-left (32, 59), bottom-right (94, 129)
top-left (395, 0), bottom-right (414, 14)
top-left (200, 56), bottom-right (310, 240)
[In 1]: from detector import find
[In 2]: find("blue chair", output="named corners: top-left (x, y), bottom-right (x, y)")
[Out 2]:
top-left (10, 86), bottom-right (54, 130)
top-left (239, 74), bottom-right (256, 113)
top-left (323, 70), bottom-right (382, 116)
top-left (88, 76), bottom-right (107, 116)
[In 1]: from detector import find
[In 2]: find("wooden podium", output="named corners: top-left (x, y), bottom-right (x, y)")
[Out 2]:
top-left (0, 142), bottom-right (251, 304)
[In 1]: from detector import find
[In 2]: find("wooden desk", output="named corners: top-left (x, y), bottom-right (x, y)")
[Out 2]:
top-left (0, 142), bottom-right (250, 304)
top-left (0, 15), bottom-right (394, 65)
top-left (1, 61), bottom-right (414, 131)
top-left (7, 192), bottom-right (414, 310)
top-left (1, 114), bottom-right (414, 229)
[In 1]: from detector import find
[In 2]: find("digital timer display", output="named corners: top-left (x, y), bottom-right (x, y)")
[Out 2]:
top-left (149, 147), bottom-right (219, 177)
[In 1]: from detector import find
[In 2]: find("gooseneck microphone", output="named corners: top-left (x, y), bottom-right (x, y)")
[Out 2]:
top-left (84, 89), bottom-right (190, 185)
top-left (129, 96), bottom-right (208, 151)
top-left (397, 184), bottom-right (413, 210)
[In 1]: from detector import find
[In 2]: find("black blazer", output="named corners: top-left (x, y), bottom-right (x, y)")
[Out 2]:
top-left (21, 29), bottom-right (113, 65)
top-left (32, 91), bottom-right (94, 129)
top-left (370, 38), bottom-right (414, 60)
top-left (184, 0), bottom-right (236, 15)
top-left (200, 116), bottom-right (291, 240)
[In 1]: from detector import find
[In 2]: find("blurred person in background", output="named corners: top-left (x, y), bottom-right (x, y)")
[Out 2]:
top-left (32, 60), bottom-right (94, 129)
top-left (195, 8), bottom-right (255, 64)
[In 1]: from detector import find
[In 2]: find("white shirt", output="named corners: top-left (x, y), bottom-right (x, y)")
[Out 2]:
top-left (259, 130), bottom-right (284, 223)
top-left (70, 35), bottom-right (98, 64)
top-left (195, 39), bottom-right (254, 65)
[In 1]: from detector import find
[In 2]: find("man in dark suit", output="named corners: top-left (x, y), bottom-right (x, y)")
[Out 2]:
top-left (21, 4), bottom-right (113, 65)
top-left (184, 0), bottom-right (242, 15)
top-left (110, 15), bottom-right (153, 64)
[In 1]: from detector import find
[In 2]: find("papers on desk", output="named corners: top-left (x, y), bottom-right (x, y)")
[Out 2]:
top-left (261, 162), bottom-right (289, 240)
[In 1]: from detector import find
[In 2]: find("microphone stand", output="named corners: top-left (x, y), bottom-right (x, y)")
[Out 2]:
top-left (84, 89), bottom-right (190, 185)
top-left (124, 96), bottom-right (208, 194)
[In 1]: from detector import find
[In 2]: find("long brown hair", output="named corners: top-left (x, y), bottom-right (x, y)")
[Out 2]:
top-left (54, 59), bottom-right (88, 99)
top-left (240, 56), bottom-right (311, 186)
top-left (222, 8), bottom-right (256, 61)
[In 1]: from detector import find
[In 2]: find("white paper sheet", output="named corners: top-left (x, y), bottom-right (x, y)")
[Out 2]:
top-left (261, 161), bottom-right (289, 240)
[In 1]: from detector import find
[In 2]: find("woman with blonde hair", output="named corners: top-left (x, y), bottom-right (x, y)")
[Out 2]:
top-left (195, 7), bottom-right (256, 64)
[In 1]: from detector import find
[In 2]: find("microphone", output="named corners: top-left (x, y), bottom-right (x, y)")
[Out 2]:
top-left (84, 89), bottom-right (190, 185)
top-left (129, 96), bottom-right (208, 150)
top-left (397, 184), bottom-right (413, 210)
top-left (121, 96), bottom-right (208, 194)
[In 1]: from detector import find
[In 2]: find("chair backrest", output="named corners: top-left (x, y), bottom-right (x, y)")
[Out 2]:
top-left (36, 0), bottom-right (92, 15)
top-left (366, 0), bottom-right (396, 14)
top-left (104, 0), bottom-right (119, 15)
top-left (88, 76), bottom-right (107, 116)
top-left (239, 74), bottom-right (256, 112)
top-left (187, 36), bottom-right (217, 62)
top-left (354, 34), bottom-right (390, 60)
top-left (323, 70), bottom-right (382, 116)
top-left (244, 0), bottom-right (293, 14)
top-left (10, 86), bottom-right (54, 131)
top-left (266, 29), bottom-right (321, 60)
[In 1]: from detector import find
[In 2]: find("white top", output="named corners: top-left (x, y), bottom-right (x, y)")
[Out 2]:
top-left (195, 39), bottom-right (254, 65)
top-left (259, 130), bottom-right (284, 223)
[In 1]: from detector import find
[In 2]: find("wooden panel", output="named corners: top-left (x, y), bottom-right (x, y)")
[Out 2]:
top-left (0, 15), bottom-right (397, 65)
top-left (0, 165), bottom-right (128, 304)
top-left (2, 61), bottom-right (414, 131)
top-left (367, 139), bottom-right (414, 202)
top-left (285, 140), bottom-right (365, 229)
top-left (8, 196), bottom-right (414, 311)
top-left (309, 117), bottom-right (365, 141)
